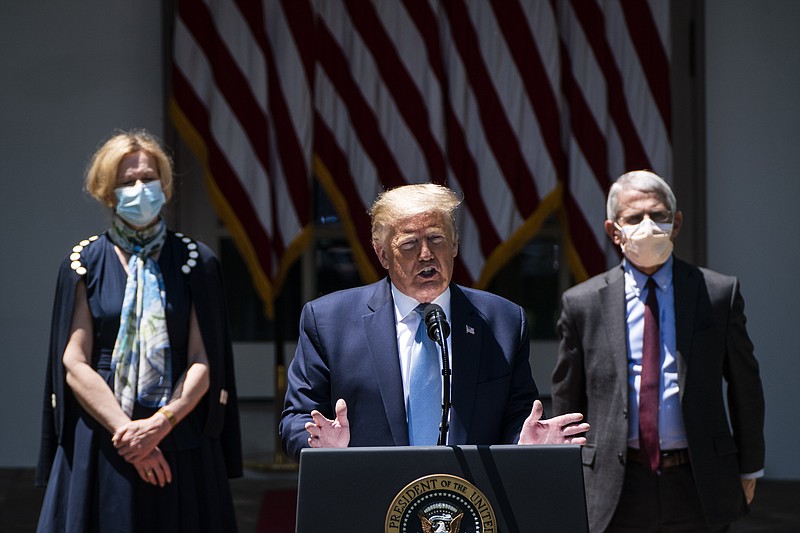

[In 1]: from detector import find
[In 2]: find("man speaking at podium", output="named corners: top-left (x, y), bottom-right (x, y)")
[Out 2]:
top-left (280, 183), bottom-right (588, 462)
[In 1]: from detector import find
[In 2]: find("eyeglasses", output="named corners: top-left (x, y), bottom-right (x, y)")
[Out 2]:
top-left (616, 210), bottom-right (673, 226)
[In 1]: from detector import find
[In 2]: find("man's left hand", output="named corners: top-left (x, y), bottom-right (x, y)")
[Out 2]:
top-left (742, 478), bottom-right (757, 505)
top-left (518, 400), bottom-right (590, 445)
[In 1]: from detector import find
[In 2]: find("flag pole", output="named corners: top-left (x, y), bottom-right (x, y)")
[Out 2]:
top-left (271, 290), bottom-right (296, 470)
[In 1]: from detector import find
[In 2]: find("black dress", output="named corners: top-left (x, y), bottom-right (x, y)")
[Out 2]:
top-left (36, 232), bottom-right (241, 532)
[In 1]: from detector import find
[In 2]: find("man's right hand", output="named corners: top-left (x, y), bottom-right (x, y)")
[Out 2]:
top-left (305, 398), bottom-right (350, 449)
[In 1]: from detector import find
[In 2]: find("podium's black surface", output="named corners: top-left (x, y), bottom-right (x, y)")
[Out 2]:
top-left (296, 444), bottom-right (588, 532)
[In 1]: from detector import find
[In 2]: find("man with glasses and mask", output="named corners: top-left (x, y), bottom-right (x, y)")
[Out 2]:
top-left (551, 170), bottom-right (765, 532)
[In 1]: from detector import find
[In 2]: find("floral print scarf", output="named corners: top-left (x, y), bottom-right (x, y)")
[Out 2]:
top-left (108, 216), bottom-right (172, 416)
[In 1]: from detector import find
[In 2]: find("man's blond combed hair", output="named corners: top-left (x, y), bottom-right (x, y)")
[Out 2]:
top-left (85, 129), bottom-right (174, 207)
top-left (369, 183), bottom-right (461, 246)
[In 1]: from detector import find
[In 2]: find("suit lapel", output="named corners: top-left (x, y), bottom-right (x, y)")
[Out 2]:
top-left (600, 266), bottom-right (629, 401)
top-left (672, 258), bottom-right (698, 398)
top-left (362, 279), bottom-right (408, 445)
top-left (447, 285), bottom-right (482, 444)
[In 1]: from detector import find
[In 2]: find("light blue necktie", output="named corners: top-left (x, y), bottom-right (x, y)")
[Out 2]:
top-left (407, 304), bottom-right (442, 445)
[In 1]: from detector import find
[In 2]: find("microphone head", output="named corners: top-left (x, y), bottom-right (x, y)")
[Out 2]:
top-left (423, 303), bottom-right (451, 342)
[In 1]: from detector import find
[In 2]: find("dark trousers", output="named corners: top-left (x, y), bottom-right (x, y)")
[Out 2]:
top-left (605, 461), bottom-right (730, 533)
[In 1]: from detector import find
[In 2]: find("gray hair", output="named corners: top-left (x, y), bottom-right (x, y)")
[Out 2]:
top-left (606, 170), bottom-right (677, 220)
top-left (370, 183), bottom-right (461, 246)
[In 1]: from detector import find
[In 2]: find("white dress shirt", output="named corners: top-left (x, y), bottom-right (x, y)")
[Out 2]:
top-left (390, 284), bottom-right (452, 411)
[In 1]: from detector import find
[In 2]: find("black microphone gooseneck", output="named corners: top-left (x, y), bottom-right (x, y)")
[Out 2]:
top-left (423, 303), bottom-right (451, 446)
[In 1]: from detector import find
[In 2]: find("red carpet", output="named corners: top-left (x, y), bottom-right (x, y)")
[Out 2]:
top-left (256, 490), bottom-right (297, 533)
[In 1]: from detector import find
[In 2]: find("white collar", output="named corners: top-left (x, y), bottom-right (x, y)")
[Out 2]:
top-left (390, 283), bottom-right (452, 323)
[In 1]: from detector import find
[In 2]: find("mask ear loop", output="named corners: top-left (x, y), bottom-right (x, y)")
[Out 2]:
top-left (613, 222), bottom-right (628, 245)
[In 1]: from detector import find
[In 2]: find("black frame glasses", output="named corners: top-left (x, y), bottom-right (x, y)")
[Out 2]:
top-left (616, 210), bottom-right (673, 226)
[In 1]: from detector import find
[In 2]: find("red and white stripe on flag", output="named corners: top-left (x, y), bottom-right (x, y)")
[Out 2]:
top-left (313, 0), bottom-right (567, 287)
top-left (558, 0), bottom-right (672, 278)
top-left (171, 0), bottom-right (671, 313)
top-left (171, 0), bottom-right (314, 317)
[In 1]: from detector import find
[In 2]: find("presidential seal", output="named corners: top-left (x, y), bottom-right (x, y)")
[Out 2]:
top-left (385, 474), bottom-right (497, 533)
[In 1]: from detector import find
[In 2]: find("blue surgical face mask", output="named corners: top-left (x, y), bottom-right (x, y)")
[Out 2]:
top-left (115, 180), bottom-right (166, 227)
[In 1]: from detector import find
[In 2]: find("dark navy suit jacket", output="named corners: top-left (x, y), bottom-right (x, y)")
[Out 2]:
top-left (279, 278), bottom-right (539, 461)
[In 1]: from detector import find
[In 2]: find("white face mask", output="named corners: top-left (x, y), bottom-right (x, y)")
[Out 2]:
top-left (615, 218), bottom-right (673, 269)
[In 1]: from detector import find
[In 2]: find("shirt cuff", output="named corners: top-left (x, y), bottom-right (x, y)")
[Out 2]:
top-left (741, 469), bottom-right (764, 479)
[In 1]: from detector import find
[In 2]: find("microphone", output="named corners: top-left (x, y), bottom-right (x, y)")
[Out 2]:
top-left (423, 303), bottom-right (450, 346)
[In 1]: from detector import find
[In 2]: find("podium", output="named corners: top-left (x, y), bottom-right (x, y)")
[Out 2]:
top-left (295, 445), bottom-right (588, 532)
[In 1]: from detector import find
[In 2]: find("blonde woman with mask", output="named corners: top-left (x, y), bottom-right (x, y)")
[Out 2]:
top-left (36, 130), bottom-right (242, 532)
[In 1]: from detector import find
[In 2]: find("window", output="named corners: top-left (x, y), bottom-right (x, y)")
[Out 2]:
top-left (487, 226), bottom-right (566, 340)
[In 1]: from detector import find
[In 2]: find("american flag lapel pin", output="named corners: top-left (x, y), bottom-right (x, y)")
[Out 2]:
top-left (466, 325), bottom-right (475, 335)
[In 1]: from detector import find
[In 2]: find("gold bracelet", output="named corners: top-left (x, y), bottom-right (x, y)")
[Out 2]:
top-left (157, 407), bottom-right (177, 426)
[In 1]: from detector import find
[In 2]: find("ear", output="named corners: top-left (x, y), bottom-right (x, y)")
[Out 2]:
top-left (671, 210), bottom-right (683, 241)
top-left (604, 220), bottom-right (622, 246)
top-left (373, 241), bottom-right (390, 270)
top-left (452, 238), bottom-right (458, 258)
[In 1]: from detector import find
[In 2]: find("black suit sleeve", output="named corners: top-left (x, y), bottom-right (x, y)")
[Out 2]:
top-left (722, 279), bottom-right (765, 474)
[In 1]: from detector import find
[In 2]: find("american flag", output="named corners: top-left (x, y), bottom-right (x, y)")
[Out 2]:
top-left (171, 0), bottom-right (671, 313)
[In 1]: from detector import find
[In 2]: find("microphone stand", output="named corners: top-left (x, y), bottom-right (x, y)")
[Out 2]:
top-left (437, 336), bottom-right (451, 446)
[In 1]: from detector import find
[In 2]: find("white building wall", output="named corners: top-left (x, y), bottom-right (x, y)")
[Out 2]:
top-left (705, 0), bottom-right (800, 479)
top-left (0, 1), bottom-right (164, 466)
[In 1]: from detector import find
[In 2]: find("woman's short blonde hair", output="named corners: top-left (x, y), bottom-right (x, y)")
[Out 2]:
top-left (85, 129), bottom-right (174, 206)
top-left (369, 183), bottom-right (461, 247)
